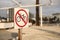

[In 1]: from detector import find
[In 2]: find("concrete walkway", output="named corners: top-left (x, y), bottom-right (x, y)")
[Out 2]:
top-left (0, 25), bottom-right (60, 40)
top-left (22, 26), bottom-right (60, 40)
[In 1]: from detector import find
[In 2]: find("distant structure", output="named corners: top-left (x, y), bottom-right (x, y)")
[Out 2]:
top-left (52, 13), bottom-right (60, 23)
top-left (9, 8), bottom-right (14, 22)
top-left (0, 8), bottom-right (14, 22)
top-left (52, 13), bottom-right (60, 19)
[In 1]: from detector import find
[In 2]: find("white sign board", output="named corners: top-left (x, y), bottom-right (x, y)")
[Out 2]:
top-left (14, 8), bottom-right (29, 29)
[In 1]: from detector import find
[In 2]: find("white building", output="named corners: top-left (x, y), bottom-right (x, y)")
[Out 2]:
top-left (52, 13), bottom-right (60, 18)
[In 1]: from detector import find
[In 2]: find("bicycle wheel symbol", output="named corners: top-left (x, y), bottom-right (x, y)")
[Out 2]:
top-left (17, 16), bottom-right (21, 22)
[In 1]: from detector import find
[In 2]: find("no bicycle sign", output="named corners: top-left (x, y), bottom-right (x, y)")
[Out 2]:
top-left (14, 8), bottom-right (29, 29)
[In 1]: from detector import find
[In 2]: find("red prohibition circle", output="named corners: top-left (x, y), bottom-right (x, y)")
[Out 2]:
top-left (15, 9), bottom-right (28, 27)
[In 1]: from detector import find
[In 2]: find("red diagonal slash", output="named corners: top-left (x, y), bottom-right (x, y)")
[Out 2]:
top-left (17, 12), bottom-right (27, 24)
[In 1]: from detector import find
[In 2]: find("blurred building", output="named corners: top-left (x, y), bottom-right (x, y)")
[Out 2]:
top-left (52, 13), bottom-right (60, 18)
top-left (52, 13), bottom-right (60, 22)
top-left (0, 8), bottom-right (14, 22)
top-left (9, 8), bottom-right (14, 22)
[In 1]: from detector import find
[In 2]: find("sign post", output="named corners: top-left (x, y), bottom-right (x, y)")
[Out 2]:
top-left (14, 8), bottom-right (29, 40)
top-left (18, 29), bottom-right (22, 40)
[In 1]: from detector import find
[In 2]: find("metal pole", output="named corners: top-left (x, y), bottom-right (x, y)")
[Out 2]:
top-left (39, 0), bottom-right (43, 27)
top-left (40, 6), bottom-right (43, 27)
top-left (36, 0), bottom-right (40, 26)
top-left (18, 29), bottom-right (22, 40)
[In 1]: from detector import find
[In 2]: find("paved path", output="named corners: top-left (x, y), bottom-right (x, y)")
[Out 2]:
top-left (22, 26), bottom-right (60, 40)
top-left (0, 26), bottom-right (60, 40)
